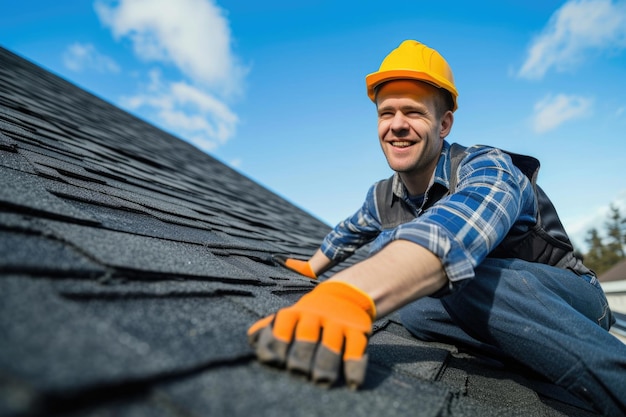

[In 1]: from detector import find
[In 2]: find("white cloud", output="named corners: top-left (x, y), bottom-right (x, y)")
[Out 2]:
top-left (531, 93), bottom-right (592, 133)
top-left (95, 0), bottom-right (246, 95)
top-left (95, 0), bottom-right (246, 151)
top-left (518, 0), bottom-right (626, 79)
top-left (63, 42), bottom-right (120, 73)
top-left (566, 190), bottom-right (626, 251)
top-left (566, 205), bottom-right (609, 251)
top-left (120, 69), bottom-right (237, 152)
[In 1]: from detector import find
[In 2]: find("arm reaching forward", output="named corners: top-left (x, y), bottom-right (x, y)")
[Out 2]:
top-left (248, 240), bottom-right (446, 388)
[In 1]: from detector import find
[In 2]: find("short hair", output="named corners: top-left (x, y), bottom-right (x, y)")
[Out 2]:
top-left (433, 88), bottom-right (454, 119)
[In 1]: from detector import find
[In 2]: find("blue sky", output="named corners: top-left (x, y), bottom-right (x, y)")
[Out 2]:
top-left (3, 0), bottom-right (626, 251)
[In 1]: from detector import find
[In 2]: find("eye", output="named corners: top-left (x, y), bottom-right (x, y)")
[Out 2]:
top-left (405, 109), bottom-right (425, 117)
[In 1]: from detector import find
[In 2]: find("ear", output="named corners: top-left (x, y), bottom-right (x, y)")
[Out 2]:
top-left (439, 110), bottom-right (454, 139)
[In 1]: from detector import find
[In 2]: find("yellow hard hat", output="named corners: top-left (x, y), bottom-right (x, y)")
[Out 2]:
top-left (365, 40), bottom-right (458, 111)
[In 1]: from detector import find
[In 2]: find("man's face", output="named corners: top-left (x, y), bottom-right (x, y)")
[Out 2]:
top-left (376, 80), bottom-right (451, 190)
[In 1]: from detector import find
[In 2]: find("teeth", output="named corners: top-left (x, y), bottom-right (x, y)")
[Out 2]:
top-left (391, 141), bottom-right (412, 148)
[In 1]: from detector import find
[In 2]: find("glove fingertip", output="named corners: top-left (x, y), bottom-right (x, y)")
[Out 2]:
top-left (256, 326), bottom-right (289, 366)
top-left (344, 354), bottom-right (369, 390)
top-left (311, 345), bottom-right (342, 388)
top-left (247, 315), bottom-right (274, 346)
top-left (286, 341), bottom-right (317, 376)
top-left (272, 254), bottom-right (287, 265)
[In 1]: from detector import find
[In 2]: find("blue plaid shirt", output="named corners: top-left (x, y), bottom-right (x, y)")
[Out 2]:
top-left (320, 141), bottom-right (538, 285)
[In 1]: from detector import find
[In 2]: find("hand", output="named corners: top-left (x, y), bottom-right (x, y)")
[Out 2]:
top-left (273, 255), bottom-right (317, 279)
top-left (247, 281), bottom-right (376, 389)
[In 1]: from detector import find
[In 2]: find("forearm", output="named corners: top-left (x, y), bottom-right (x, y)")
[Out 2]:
top-left (249, 240), bottom-right (446, 389)
top-left (308, 249), bottom-right (337, 276)
top-left (330, 240), bottom-right (447, 317)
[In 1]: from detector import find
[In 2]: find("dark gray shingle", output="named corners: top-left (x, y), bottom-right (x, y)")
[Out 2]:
top-left (0, 46), bottom-right (600, 417)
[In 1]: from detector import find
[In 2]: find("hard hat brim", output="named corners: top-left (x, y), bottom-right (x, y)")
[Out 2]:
top-left (365, 69), bottom-right (458, 111)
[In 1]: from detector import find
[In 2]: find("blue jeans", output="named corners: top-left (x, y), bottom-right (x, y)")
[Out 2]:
top-left (399, 258), bottom-right (626, 416)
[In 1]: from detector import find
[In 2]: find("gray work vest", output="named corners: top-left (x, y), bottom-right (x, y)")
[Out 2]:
top-left (374, 143), bottom-right (591, 276)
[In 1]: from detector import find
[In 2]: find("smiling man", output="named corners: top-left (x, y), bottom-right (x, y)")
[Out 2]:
top-left (247, 40), bottom-right (626, 416)
top-left (375, 79), bottom-right (452, 195)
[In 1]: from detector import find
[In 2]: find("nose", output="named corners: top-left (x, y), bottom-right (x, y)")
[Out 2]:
top-left (390, 111), bottom-right (409, 134)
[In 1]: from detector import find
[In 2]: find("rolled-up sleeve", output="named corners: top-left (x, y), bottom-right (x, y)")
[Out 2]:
top-left (320, 183), bottom-right (383, 262)
top-left (392, 147), bottom-right (536, 284)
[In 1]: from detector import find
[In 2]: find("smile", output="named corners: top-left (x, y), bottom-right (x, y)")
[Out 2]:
top-left (390, 141), bottom-right (413, 148)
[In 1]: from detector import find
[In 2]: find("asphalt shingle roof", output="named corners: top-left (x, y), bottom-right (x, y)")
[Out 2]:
top-left (0, 47), bottom-right (601, 417)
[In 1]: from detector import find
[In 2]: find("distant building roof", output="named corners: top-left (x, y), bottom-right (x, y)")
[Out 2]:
top-left (0, 47), bottom-right (601, 417)
top-left (600, 259), bottom-right (626, 283)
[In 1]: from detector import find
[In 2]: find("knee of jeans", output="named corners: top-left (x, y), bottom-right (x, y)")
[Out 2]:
top-left (605, 306), bottom-right (616, 330)
top-left (398, 300), bottom-right (447, 341)
top-left (399, 308), bottom-right (431, 340)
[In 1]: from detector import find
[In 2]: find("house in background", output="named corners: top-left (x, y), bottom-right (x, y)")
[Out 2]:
top-left (600, 260), bottom-right (626, 343)
top-left (0, 46), bottom-right (614, 417)
top-left (600, 259), bottom-right (626, 284)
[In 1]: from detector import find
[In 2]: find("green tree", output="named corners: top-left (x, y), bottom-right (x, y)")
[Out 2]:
top-left (583, 204), bottom-right (626, 275)
top-left (605, 204), bottom-right (625, 259)
top-left (584, 228), bottom-right (611, 274)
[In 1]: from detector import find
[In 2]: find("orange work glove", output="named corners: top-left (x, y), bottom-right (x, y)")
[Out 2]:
top-left (247, 281), bottom-right (376, 389)
top-left (273, 255), bottom-right (317, 279)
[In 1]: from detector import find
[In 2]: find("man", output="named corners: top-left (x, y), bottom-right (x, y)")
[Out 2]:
top-left (247, 40), bottom-right (626, 416)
